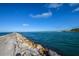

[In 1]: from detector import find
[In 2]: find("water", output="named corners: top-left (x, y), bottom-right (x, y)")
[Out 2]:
top-left (0, 32), bottom-right (79, 56)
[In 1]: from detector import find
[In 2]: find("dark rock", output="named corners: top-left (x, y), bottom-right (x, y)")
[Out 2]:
top-left (16, 53), bottom-right (21, 56)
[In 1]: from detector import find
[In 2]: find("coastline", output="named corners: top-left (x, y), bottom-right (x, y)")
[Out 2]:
top-left (0, 32), bottom-right (59, 56)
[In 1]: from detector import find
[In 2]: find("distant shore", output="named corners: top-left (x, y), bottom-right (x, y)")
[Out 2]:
top-left (62, 28), bottom-right (79, 32)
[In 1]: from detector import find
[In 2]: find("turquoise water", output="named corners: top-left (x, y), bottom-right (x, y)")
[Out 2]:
top-left (0, 32), bottom-right (79, 56)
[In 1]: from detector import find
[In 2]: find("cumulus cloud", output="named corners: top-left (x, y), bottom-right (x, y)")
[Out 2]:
top-left (72, 7), bottom-right (79, 12)
top-left (22, 24), bottom-right (29, 27)
top-left (30, 11), bottom-right (52, 18)
top-left (45, 3), bottom-right (63, 9)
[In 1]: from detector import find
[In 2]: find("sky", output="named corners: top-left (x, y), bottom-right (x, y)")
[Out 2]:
top-left (0, 3), bottom-right (79, 32)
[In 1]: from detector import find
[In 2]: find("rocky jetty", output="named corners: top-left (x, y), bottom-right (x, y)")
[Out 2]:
top-left (0, 33), bottom-right (59, 56)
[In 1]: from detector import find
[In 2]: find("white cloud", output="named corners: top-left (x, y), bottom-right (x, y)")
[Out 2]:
top-left (30, 11), bottom-right (52, 18)
top-left (22, 24), bottom-right (29, 27)
top-left (46, 3), bottom-right (63, 9)
top-left (69, 3), bottom-right (79, 12)
top-left (72, 7), bottom-right (79, 12)
top-left (69, 3), bottom-right (79, 7)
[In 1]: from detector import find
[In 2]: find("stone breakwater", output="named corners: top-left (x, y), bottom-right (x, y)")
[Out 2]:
top-left (0, 32), bottom-right (59, 56)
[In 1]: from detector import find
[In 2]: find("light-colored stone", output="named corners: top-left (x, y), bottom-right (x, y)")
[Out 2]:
top-left (0, 32), bottom-right (59, 56)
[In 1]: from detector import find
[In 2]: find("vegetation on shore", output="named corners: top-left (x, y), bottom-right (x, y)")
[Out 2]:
top-left (70, 28), bottom-right (79, 32)
top-left (63, 28), bottom-right (79, 32)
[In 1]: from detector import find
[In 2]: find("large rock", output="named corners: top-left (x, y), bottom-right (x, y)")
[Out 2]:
top-left (0, 32), bottom-right (59, 56)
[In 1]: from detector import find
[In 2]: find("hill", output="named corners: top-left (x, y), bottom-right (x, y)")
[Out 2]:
top-left (70, 28), bottom-right (79, 32)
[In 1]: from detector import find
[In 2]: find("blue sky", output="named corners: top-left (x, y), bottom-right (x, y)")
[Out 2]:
top-left (0, 3), bottom-right (79, 32)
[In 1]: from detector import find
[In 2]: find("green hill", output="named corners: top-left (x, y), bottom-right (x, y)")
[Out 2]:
top-left (70, 28), bottom-right (79, 32)
top-left (62, 28), bottom-right (79, 32)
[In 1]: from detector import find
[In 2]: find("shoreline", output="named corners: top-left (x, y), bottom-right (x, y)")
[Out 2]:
top-left (0, 32), bottom-right (60, 56)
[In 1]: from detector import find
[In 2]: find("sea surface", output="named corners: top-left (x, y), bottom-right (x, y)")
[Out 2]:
top-left (0, 32), bottom-right (79, 56)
